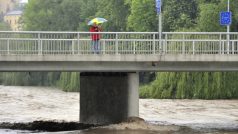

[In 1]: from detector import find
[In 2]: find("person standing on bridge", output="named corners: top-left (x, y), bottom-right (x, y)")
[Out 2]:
top-left (88, 18), bottom-right (107, 54)
top-left (90, 22), bottom-right (102, 54)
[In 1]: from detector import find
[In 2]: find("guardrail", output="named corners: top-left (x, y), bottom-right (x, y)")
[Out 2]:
top-left (0, 31), bottom-right (237, 55)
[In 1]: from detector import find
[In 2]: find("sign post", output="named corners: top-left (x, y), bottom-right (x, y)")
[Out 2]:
top-left (227, 0), bottom-right (230, 54)
top-left (156, 0), bottom-right (162, 53)
top-left (220, 0), bottom-right (231, 54)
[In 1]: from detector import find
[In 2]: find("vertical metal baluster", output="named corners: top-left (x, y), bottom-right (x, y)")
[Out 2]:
top-left (64, 33), bottom-right (66, 55)
top-left (60, 34), bottom-right (62, 55)
top-left (38, 33), bottom-right (42, 55)
top-left (219, 33), bottom-right (222, 54)
top-left (165, 33), bottom-right (167, 54)
top-left (152, 33), bottom-right (155, 54)
top-left (7, 38), bottom-right (10, 55)
top-left (102, 33), bottom-right (105, 55)
top-left (72, 34), bottom-right (74, 55)
top-left (193, 41), bottom-right (195, 55)
top-left (58, 34), bottom-right (61, 55)
top-left (222, 40), bottom-right (225, 54)
top-left (46, 33), bottom-right (48, 55)
top-left (182, 34), bottom-right (185, 54)
top-left (77, 33), bottom-right (80, 55)
top-left (116, 33), bottom-right (118, 54)
top-left (232, 41), bottom-right (234, 55)
top-left (56, 34), bottom-right (58, 54)
top-left (133, 38), bottom-right (136, 55)
top-left (53, 34), bottom-right (55, 55)
top-left (212, 41), bottom-right (214, 54)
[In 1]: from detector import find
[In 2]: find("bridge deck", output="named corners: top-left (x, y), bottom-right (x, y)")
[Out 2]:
top-left (0, 31), bottom-right (238, 71)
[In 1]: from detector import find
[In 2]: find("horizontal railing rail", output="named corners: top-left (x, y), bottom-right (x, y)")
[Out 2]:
top-left (0, 31), bottom-right (238, 55)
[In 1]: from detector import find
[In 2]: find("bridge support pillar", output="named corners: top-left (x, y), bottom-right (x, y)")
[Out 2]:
top-left (80, 72), bottom-right (139, 125)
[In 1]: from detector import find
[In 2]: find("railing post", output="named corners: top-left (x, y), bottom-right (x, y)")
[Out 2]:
top-left (182, 34), bottom-right (185, 54)
top-left (193, 41), bottom-right (195, 55)
top-left (77, 33), bottom-right (80, 54)
top-left (153, 33), bottom-right (155, 54)
top-left (116, 33), bottom-right (119, 54)
top-left (222, 41), bottom-right (225, 54)
top-left (165, 33), bottom-right (168, 54)
top-left (38, 33), bottom-right (42, 55)
top-left (72, 39), bottom-right (75, 55)
top-left (219, 33), bottom-right (222, 54)
top-left (103, 40), bottom-right (106, 54)
top-left (227, 33), bottom-right (230, 54)
top-left (7, 39), bottom-right (10, 55)
top-left (232, 41), bottom-right (234, 55)
top-left (133, 40), bottom-right (136, 54)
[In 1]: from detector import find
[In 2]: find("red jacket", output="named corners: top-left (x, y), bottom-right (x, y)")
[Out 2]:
top-left (90, 26), bottom-right (102, 40)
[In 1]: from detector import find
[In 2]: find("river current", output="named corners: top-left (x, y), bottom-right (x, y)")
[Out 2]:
top-left (0, 85), bottom-right (237, 134)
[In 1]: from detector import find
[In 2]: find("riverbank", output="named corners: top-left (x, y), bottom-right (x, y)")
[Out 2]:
top-left (0, 119), bottom-right (237, 134)
top-left (0, 119), bottom-right (198, 134)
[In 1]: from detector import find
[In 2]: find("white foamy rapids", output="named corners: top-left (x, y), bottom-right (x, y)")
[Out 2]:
top-left (139, 99), bottom-right (238, 130)
top-left (0, 85), bottom-right (79, 123)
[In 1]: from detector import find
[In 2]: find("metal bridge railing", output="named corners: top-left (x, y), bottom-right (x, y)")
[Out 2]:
top-left (0, 31), bottom-right (237, 55)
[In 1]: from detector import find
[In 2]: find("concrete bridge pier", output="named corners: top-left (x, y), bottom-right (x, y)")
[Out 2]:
top-left (80, 72), bottom-right (139, 125)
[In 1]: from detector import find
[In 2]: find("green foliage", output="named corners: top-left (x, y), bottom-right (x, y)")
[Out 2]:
top-left (57, 72), bottom-right (80, 92)
top-left (127, 0), bottom-right (157, 31)
top-left (163, 0), bottom-right (198, 31)
top-left (47, 72), bottom-right (61, 86)
top-left (139, 0), bottom-right (238, 99)
top-left (1, 72), bottom-right (30, 86)
top-left (77, 0), bottom-right (98, 31)
top-left (197, 0), bottom-right (238, 32)
top-left (96, 0), bottom-right (129, 31)
top-left (23, 0), bottom-right (81, 31)
top-left (139, 85), bottom-right (152, 98)
top-left (140, 72), bottom-right (238, 99)
top-left (197, 3), bottom-right (225, 32)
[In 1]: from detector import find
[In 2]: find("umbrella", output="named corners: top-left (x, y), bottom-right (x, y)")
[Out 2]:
top-left (87, 17), bottom-right (108, 25)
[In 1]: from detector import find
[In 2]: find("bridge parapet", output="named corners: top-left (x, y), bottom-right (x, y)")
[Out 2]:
top-left (0, 31), bottom-right (238, 72)
top-left (0, 31), bottom-right (238, 55)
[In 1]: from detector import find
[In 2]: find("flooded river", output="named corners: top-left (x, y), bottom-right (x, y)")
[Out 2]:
top-left (0, 85), bottom-right (238, 134)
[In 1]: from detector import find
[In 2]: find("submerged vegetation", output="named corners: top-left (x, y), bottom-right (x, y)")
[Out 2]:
top-left (0, 0), bottom-right (238, 98)
top-left (140, 72), bottom-right (238, 99)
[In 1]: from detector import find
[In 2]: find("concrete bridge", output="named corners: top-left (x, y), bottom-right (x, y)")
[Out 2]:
top-left (0, 31), bottom-right (238, 124)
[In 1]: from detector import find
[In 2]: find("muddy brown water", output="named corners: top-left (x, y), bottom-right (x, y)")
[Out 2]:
top-left (0, 86), bottom-right (237, 134)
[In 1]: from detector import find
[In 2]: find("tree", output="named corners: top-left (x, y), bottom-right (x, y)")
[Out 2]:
top-left (96, 0), bottom-right (129, 31)
top-left (197, 3), bottom-right (225, 32)
top-left (77, 0), bottom-right (98, 31)
top-left (23, 0), bottom-right (81, 31)
top-left (163, 0), bottom-right (198, 31)
top-left (127, 0), bottom-right (157, 31)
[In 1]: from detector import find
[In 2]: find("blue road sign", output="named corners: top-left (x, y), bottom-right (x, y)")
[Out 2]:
top-left (220, 11), bottom-right (232, 25)
top-left (156, 0), bottom-right (161, 14)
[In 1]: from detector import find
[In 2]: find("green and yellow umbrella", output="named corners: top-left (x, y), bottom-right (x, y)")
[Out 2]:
top-left (87, 17), bottom-right (108, 25)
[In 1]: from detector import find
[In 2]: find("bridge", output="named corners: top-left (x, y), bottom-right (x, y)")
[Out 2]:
top-left (0, 31), bottom-right (238, 124)
top-left (0, 31), bottom-right (238, 71)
